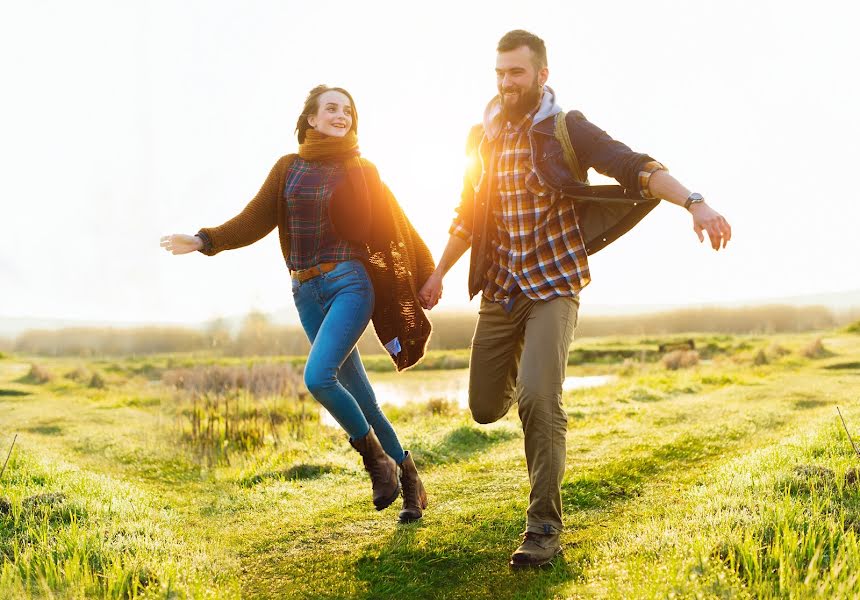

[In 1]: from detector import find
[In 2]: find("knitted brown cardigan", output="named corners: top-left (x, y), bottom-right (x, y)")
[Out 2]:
top-left (198, 155), bottom-right (435, 371)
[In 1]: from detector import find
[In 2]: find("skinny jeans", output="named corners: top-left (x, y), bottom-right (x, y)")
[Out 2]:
top-left (292, 259), bottom-right (405, 463)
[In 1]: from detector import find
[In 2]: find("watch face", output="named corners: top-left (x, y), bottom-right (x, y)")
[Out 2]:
top-left (688, 193), bottom-right (704, 202)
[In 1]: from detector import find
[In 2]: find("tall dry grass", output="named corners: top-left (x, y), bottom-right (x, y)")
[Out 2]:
top-left (162, 363), bottom-right (312, 464)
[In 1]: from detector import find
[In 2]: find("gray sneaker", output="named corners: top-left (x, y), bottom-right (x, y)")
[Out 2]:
top-left (509, 531), bottom-right (562, 569)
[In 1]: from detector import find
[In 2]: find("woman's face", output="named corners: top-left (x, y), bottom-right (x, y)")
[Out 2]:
top-left (307, 90), bottom-right (353, 138)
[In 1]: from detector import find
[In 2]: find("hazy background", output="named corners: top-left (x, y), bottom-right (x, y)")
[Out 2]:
top-left (1, 0), bottom-right (858, 334)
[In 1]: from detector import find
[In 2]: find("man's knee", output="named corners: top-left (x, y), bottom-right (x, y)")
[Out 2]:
top-left (469, 405), bottom-right (503, 425)
top-left (468, 388), bottom-right (510, 424)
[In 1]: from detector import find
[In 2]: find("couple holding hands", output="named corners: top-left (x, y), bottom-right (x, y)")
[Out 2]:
top-left (161, 30), bottom-right (732, 568)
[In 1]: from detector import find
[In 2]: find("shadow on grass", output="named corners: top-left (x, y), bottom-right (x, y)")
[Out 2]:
top-left (351, 520), bottom-right (585, 600)
top-left (25, 424), bottom-right (63, 435)
top-left (824, 362), bottom-right (860, 371)
top-left (411, 425), bottom-right (519, 468)
top-left (563, 432), bottom-right (738, 511)
top-left (344, 423), bottom-right (786, 598)
top-left (0, 389), bottom-right (30, 397)
top-left (787, 391), bottom-right (829, 410)
top-left (239, 464), bottom-right (347, 487)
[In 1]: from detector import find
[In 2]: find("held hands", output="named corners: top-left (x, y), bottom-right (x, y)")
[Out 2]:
top-left (418, 270), bottom-right (444, 310)
top-left (689, 204), bottom-right (732, 250)
top-left (160, 234), bottom-right (203, 255)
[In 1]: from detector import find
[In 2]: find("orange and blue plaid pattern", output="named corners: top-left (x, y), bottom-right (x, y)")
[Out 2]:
top-left (483, 109), bottom-right (589, 303)
top-left (449, 112), bottom-right (665, 304)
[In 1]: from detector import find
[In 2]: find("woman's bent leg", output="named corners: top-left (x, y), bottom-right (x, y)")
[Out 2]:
top-left (339, 348), bottom-right (406, 463)
top-left (293, 273), bottom-right (371, 441)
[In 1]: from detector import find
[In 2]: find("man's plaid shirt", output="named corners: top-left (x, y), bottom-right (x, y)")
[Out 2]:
top-left (284, 157), bottom-right (367, 270)
top-left (450, 106), bottom-right (664, 305)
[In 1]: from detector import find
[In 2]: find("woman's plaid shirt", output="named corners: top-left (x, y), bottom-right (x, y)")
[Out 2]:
top-left (284, 157), bottom-right (367, 270)
top-left (450, 109), bottom-right (663, 306)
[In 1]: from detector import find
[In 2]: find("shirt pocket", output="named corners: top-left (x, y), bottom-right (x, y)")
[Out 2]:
top-left (524, 169), bottom-right (550, 198)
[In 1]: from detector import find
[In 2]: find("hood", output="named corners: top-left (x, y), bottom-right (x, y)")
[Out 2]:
top-left (482, 85), bottom-right (563, 141)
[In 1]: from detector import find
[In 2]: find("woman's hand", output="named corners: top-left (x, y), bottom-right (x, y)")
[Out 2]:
top-left (418, 271), bottom-right (444, 310)
top-left (160, 234), bottom-right (203, 255)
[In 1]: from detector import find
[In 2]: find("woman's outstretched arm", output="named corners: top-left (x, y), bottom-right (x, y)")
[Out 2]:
top-left (160, 155), bottom-right (292, 257)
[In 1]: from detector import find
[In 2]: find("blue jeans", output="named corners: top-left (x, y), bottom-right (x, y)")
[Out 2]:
top-left (292, 259), bottom-right (405, 463)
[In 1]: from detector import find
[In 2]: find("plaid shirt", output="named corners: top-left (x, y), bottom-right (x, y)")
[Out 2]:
top-left (284, 157), bottom-right (366, 270)
top-left (450, 106), bottom-right (664, 305)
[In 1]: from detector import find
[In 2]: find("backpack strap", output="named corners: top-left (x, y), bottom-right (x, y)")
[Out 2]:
top-left (553, 111), bottom-right (588, 183)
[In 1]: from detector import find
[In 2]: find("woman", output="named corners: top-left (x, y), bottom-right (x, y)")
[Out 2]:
top-left (160, 85), bottom-right (433, 522)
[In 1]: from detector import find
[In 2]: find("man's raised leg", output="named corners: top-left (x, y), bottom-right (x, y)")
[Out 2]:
top-left (468, 296), bottom-right (524, 425)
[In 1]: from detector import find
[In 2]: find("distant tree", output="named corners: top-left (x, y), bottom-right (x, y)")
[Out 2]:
top-left (206, 318), bottom-right (232, 349)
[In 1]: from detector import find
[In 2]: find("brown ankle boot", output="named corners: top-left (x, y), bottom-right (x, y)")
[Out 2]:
top-left (350, 429), bottom-right (400, 510)
top-left (509, 531), bottom-right (562, 569)
top-left (398, 451), bottom-right (427, 523)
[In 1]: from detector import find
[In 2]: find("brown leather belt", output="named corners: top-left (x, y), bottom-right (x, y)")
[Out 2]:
top-left (291, 261), bottom-right (339, 283)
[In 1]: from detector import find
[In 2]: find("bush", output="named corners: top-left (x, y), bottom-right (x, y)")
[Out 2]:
top-left (753, 349), bottom-right (769, 366)
top-left (88, 372), bottom-right (106, 389)
top-left (800, 338), bottom-right (829, 359)
top-left (426, 397), bottom-right (458, 416)
top-left (618, 358), bottom-right (638, 377)
top-left (162, 363), bottom-right (303, 397)
top-left (662, 350), bottom-right (699, 370)
top-left (24, 363), bottom-right (53, 384)
top-left (65, 366), bottom-right (90, 382)
top-left (766, 344), bottom-right (791, 359)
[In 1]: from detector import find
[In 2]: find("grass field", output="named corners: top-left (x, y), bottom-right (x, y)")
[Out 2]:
top-left (1, 329), bottom-right (860, 598)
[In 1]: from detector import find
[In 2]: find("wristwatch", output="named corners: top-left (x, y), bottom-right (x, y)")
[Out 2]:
top-left (684, 192), bottom-right (705, 210)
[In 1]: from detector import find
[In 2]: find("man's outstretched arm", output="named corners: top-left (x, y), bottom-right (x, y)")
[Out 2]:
top-left (647, 170), bottom-right (732, 251)
top-left (418, 234), bottom-right (470, 310)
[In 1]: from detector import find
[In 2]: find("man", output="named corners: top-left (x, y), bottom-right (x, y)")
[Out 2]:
top-left (418, 30), bottom-right (731, 569)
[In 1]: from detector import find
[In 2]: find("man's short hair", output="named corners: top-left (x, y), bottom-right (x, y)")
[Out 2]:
top-left (497, 30), bottom-right (548, 69)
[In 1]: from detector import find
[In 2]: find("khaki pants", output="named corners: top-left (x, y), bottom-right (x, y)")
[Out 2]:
top-left (468, 294), bottom-right (579, 534)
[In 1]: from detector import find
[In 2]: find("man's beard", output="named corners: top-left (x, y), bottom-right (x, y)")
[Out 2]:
top-left (499, 79), bottom-right (543, 121)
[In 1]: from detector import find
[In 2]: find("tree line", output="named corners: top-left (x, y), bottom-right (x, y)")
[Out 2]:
top-left (6, 304), bottom-right (853, 357)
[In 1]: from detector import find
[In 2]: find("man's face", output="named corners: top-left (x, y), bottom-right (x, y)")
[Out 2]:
top-left (495, 46), bottom-right (548, 120)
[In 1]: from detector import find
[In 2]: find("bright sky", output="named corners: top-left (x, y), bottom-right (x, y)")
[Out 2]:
top-left (1, 1), bottom-right (857, 324)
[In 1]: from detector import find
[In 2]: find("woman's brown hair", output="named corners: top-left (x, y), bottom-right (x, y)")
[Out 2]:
top-left (295, 85), bottom-right (359, 144)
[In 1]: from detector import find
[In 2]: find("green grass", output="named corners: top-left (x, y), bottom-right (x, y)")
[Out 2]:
top-left (0, 331), bottom-right (859, 597)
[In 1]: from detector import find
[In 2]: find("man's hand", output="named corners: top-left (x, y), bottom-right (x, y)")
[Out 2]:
top-left (689, 204), bottom-right (732, 250)
top-left (418, 271), bottom-right (444, 310)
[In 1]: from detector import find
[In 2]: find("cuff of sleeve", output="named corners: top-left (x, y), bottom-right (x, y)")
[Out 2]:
top-left (195, 231), bottom-right (215, 255)
top-left (638, 160), bottom-right (667, 200)
top-left (448, 221), bottom-right (472, 245)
